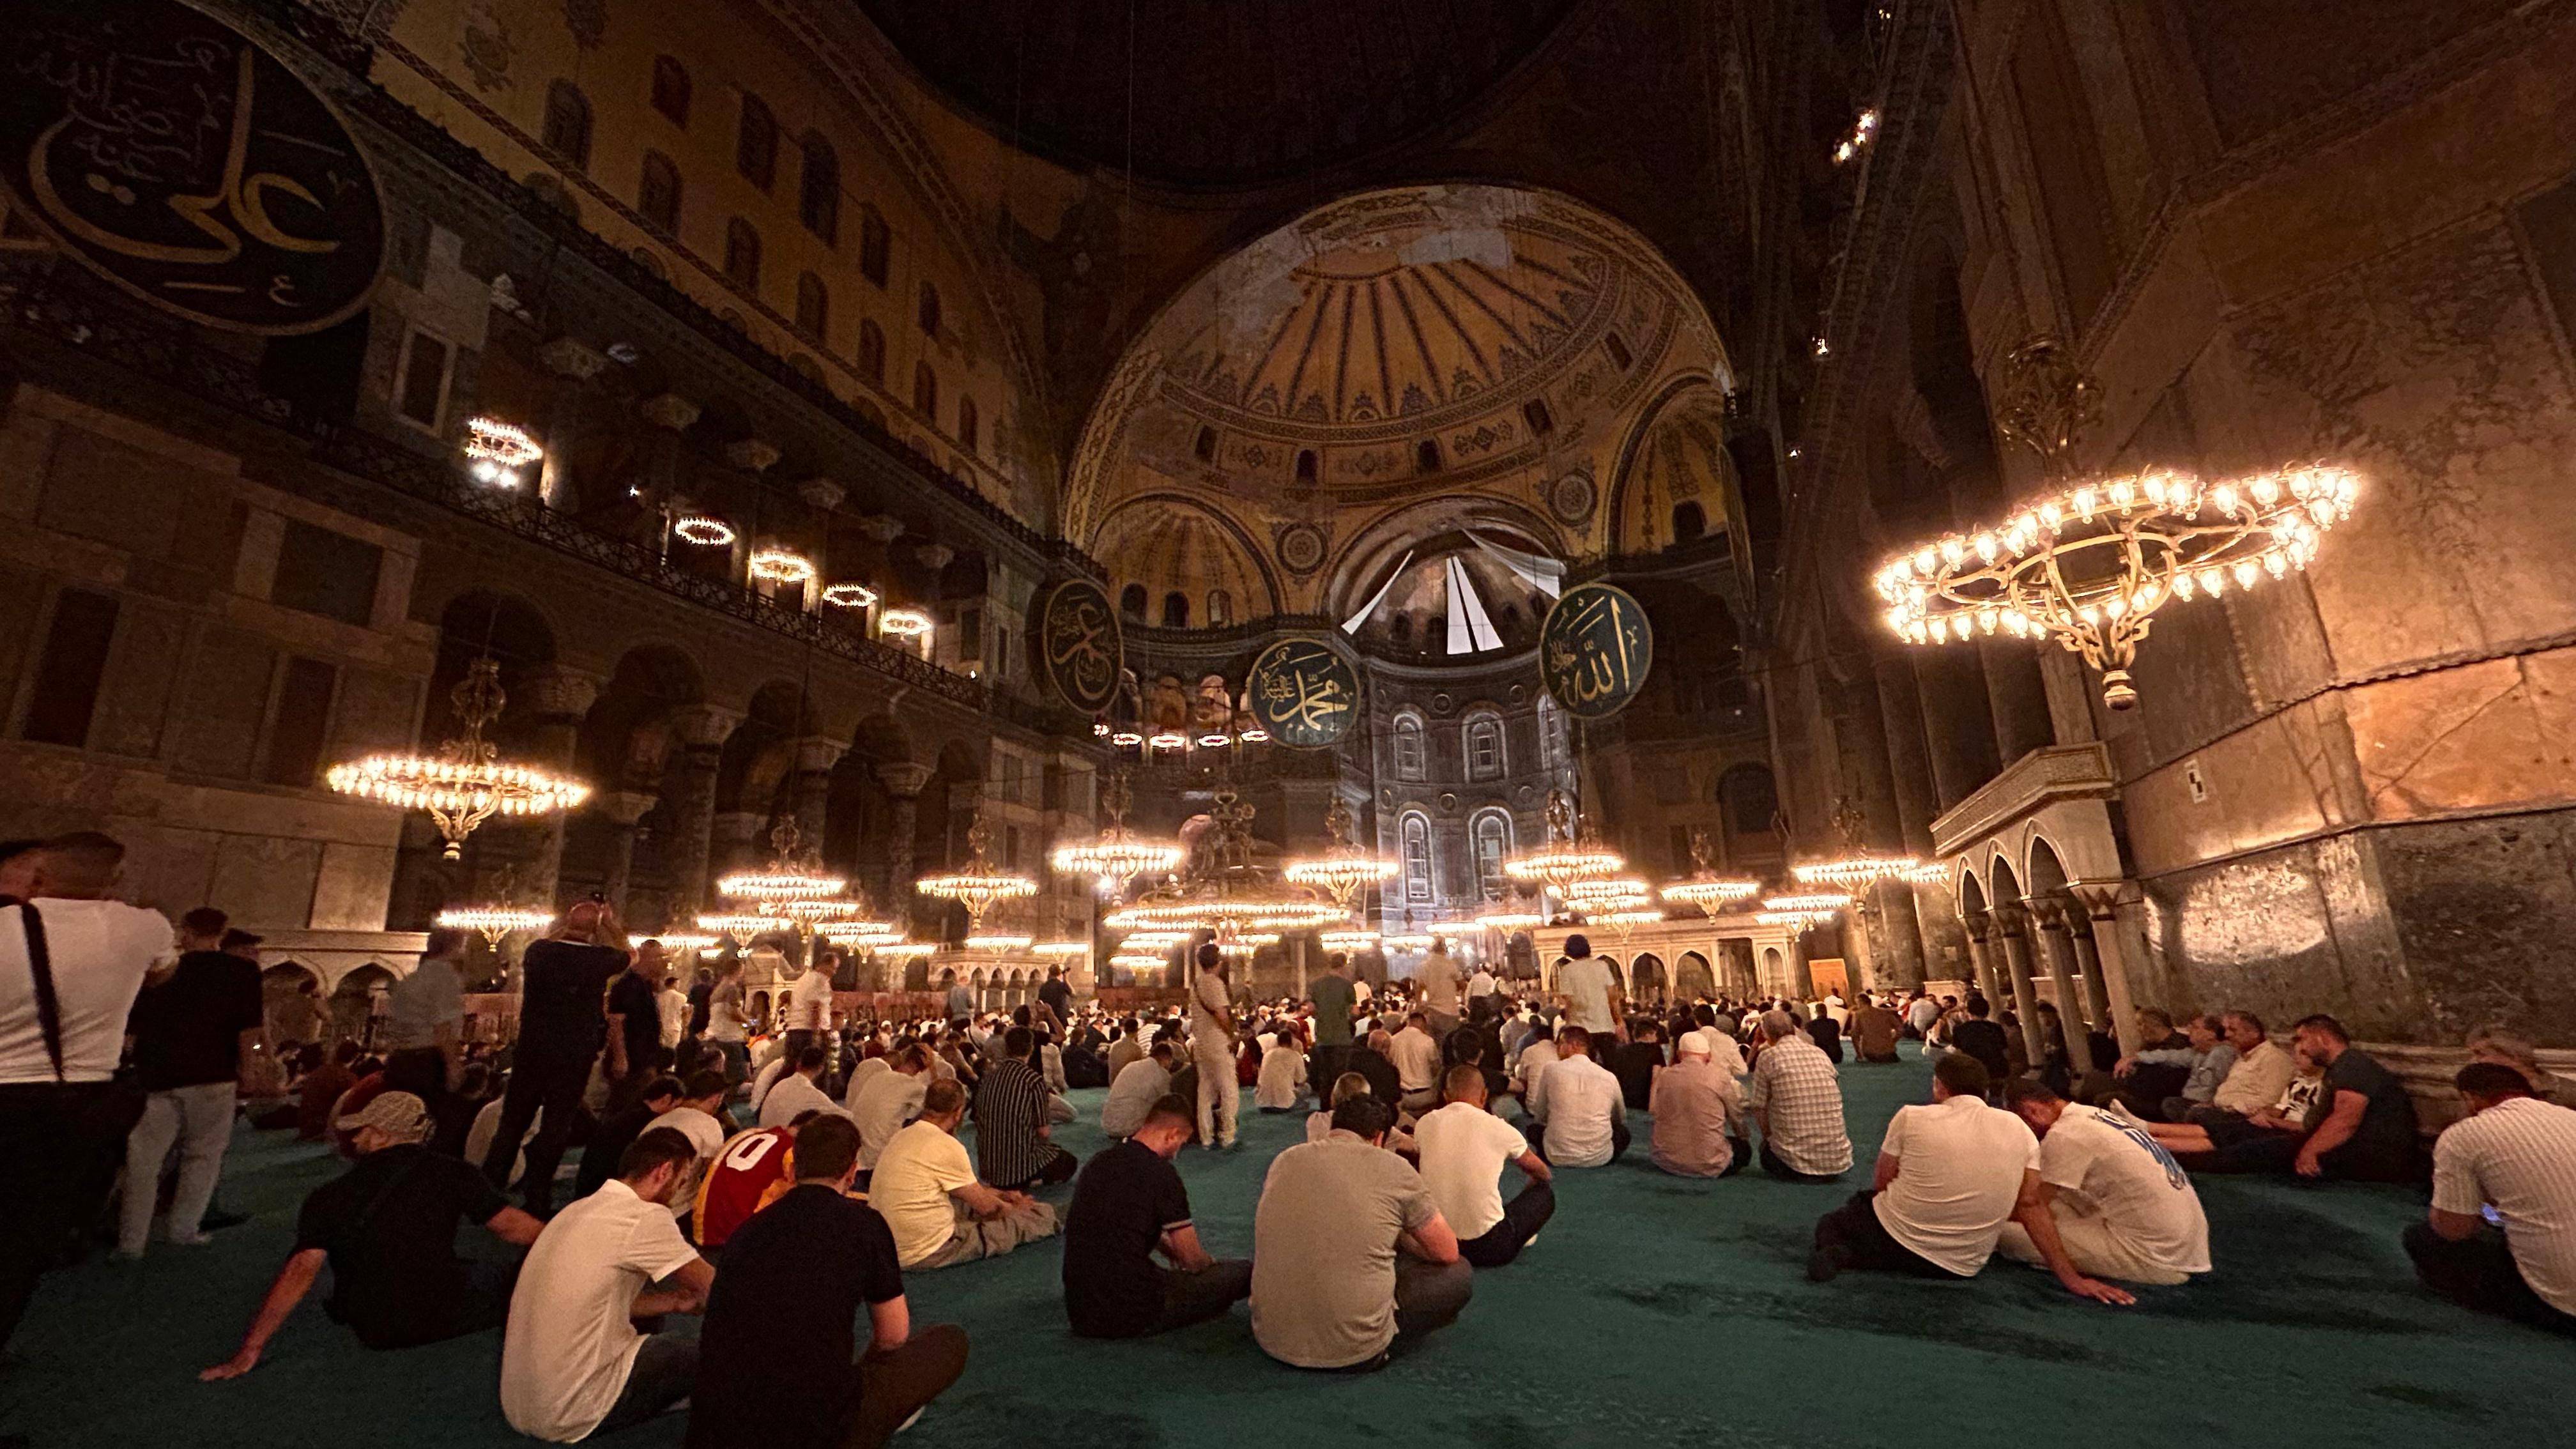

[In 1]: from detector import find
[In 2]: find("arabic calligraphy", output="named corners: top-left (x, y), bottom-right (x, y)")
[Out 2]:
top-left (1036, 579), bottom-right (1122, 714)
top-left (1246, 640), bottom-right (1358, 749)
top-left (3, 1), bottom-right (385, 334)
top-left (1540, 582), bottom-right (1653, 719)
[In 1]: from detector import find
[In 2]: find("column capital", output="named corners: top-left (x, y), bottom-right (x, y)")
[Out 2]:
top-left (671, 705), bottom-right (744, 749)
top-left (856, 514), bottom-right (906, 544)
top-left (591, 790), bottom-right (660, 825)
top-left (640, 392), bottom-right (702, 431)
top-left (518, 665), bottom-right (602, 720)
top-left (793, 735), bottom-right (848, 774)
top-left (1988, 902), bottom-right (2028, 932)
top-left (912, 541), bottom-right (953, 571)
top-left (797, 476), bottom-right (846, 510)
top-left (2067, 880), bottom-right (2130, 918)
top-left (877, 761), bottom-right (935, 797)
top-left (726, 438), bottom-right (783, 473)
top-left (538, 336), bottom-right (612, 382)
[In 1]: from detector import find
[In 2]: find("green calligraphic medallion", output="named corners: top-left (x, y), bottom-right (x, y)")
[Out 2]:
top-left (1539, 582), bottom-right (1653, 719)
top-left (1, 0), bottom-right (387, 334)
top-left (1032, 578), bottom-right (1123, 715)
top-left (1245, 638), bottom-right (1360, 749)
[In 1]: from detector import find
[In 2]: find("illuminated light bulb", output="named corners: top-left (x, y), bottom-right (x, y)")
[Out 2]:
top-left (2104, 596), bottom-right (2126, 620)
top-left (1834, 141), bottom-right (1856, 164)
top-left (1940, 537), bottom-right (1965, 566)
top-left (2073, 487), bottom-right (2097, 518)
top-left (2202, 568), bottom-right (2225, 597)
top-left (2213, 485), bottom-right (2239, 513)
top-left (2144, 474), bottom-right (2168, 505)
top-left (2251, 475), bottom-right (2280, 506)
top-left (1972, 533), bottom-right (1998, 563)
top-left (2287, 470), bottom-right (2314, 499)
top-left (2173, 572), bottom-right (2196, 601)
top-left (2039, 502), bottom-right (2064, 530)
top-left (2265, 551), bottom-right (2288, 578)
top-left (1978, 610), bottom-right (1998, 634)
top-left (1914, 548), bottom-right (1937, 575)
top-left (2078, 604), bottom-right (2100, 625)
top-left (2233, 560), bottom-right (2259, 588)
top-left (1858, 109), bottom-right (1878, 132)
top-left (1885, 608), bottom-right (1910, 634)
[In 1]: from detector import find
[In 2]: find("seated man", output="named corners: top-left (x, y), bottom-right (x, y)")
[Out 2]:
top-left (2096, 1009), bottom-right (2208, 1120)
top-left (756, 1045), bottom-right (841, 1130)
top-left (575, 1076), bottom-right (680, 1202)
top-left (871, 1080), bottom-right (1058, 1270)
top-left (1256, 1023), bottom-right (1309, 1113)
top-left (501, 1128), bottom-right (715, 1443)
top-left (1948, 997), bottom-right (2011, 1083)
top-left (1101, 1040), bottom-right (1177, 1139)
top-left (1252, 1096), bottom-right (1473, 1370)
top-left (1063, 1095), bottom-right (1254, 1338)
top-left (201, 1094), bottom-right (544, 1378)
top-left (1651, 1031), bottom-right (1749, 1178)
top-left (2405, 1062), bottom-right (2576, 1332)
top-left (852, 1043), bottom-right (933, 1183)
top-left (2185, 1012), bottom-right (2297, 1128)
top-left (1849, 995), bottom-right (1903, 1064)
top-left (1349, 1028), bottom-right (1406, 1113)
top-left (970, 1027), bottom-right (1077, 1190)
top-left (1998, 1078), bottom-right (2209, 1300)
top-left (1415, 1066), bottom-right (1553, 1268)
top-left (1607, 1021), bottom-right (1664, 1110)
top-left (692, 1110), bottom-right (829, 1251)
top-left (1512, 1022), bottom-right (1558, 1102)
top-left (686, 1116), bottom-right (968, 1449)
top-left (1389, 1013), bottom-right (1443, 1114)
top-left (1749, 1011), bottom-right (1853, 1183)
top-left (2174, 1016), bottom-right (2421, 1181)
top-left (2136, 1046), bottom-right (2324, 1156)
top-left (1526, 1025), bottom-right (1628, 1168)
top-left (1809, 1054), bottom-right (2037, 1284)
top-left (643, 1071), bottom-right (737, 1201)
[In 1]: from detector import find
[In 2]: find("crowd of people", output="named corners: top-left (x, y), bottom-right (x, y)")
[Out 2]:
top-left (4, 831), bottom-right (2572, 1448)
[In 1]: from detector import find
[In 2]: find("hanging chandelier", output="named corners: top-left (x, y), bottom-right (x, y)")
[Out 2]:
top-left (1381, 932), bottom-right (1438, 953)
top-left (818, 924), bottom-right (905, 949)
top-left (967, 933), bottom-right (1034, 954)
top-left (916, 809), bottom-right (1037, 933)
top-left (1660, 830), bottom-right (1761, 914)
top-left (1564, 877), bottom-right (1652, 909)
top-left (695, 912), bottom-right (793, 939)
top-left (880, 608), bottom-right (933, 638)
top-left (671, 514), bottom-right (737, 546)
top-left (874, 940), bottom-right (939, 960)
top-left (1502, 789), bottom-right (1626, 895)
top-left (747, 548), bottom-right (817, 585)
top-left (1471, 909), bottom-right (1545, 932)
top-left (1103, 785), bottom-right (1342, 935)
top-left (1051, 770), bottom-right (1184, 901)
top-left (1284, 797), bottom-right (1399, 916)
top-left (820, 583), bottom-right (879, 610)
top-left (1320, 928), bottom-right (1381, 952)
top-left (651, 933), bottom-right (723, 956)
top-left (328, 658), bottom-right (589, 859)
top-left (1110, 952), bottom-right (1167, 973)
top-left (719, 818), bottom-right (846, 903)
top-left (1758, 892), bottom-right (1851, 931)
top-left (435, 904), bottom-right (553, 947)
top-left (1034, 940), bottom-right (1090, 960)
top-left (1874, 337), bottom-right (2359, 710)
top-left (463, 417), bottom-right (543, 487)
top-left (1791, 800), bottom-right (1919, 889)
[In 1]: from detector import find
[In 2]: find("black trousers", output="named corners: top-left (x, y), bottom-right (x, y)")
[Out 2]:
top-left (1533, 1116), bottom-right (1630, 1167)
top-left (845, 1322), bottom-right (970, 1449)
top-left (2404, 1222), bottom-right (2576, 1332)
top-left (0, 1081), bottom-right (133, 1351)
top-left (1153, 1259), bottom-right (1254, 1333)
top-left (1458, 1181), bottom-right (1556, 1268)
top-left (996, 1144), bottom-right (1078, 1192)
top-left (1308, 1045), bottom-right (1351, 1099)
top-left (1760, 1140), bottom-right (1845, 1183)
top-left (1812, 1190), bottom-right (1953, 1278)
top-left (481, 1050), bottom-right (594, 1213)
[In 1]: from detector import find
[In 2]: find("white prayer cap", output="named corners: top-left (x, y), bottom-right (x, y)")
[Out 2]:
top-left (1678, 1030), bottom-right (1715, 1058)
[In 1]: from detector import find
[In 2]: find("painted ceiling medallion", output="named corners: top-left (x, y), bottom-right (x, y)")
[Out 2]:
top-left (1276, 523), bottom-right (1329, 576)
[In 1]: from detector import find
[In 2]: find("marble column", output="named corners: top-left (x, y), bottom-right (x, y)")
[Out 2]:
top-left (537, 337), bottom-right (611, 513)
top-left (517, 667), bottom-right (599, 908)
top-left (663, 705), bottom-right (740, 918)
top-left (1991, 905), bottom-right (2048, 1069)
top-left (638, 393), bottom-right (702, 552)
top-left (790, 737), bottom-right (844, 848)
top-left (710, 811), bottom-right (766, 884)
top-left (1832, 675), bottom-right (1926, 992)
top-left (1961, 912), bottom-right (2004, 1008)
top-left (726, 438), bottom-right (784, 592)
top-left (2032, 900), bottom-right (2097, 1075)
top-left (1980, 638), bottom-right (2055, 768)
top-left (2073, 884), bottom-right (2145, 1057)
top-left (1875, 654), bottom-right (1959, 976)
top-left (591, 791), bottom-right (659, 921)
top-left (1914, 650), bottom-right (2003, 809)
top-left (878, 762), bottom-right (934, 931)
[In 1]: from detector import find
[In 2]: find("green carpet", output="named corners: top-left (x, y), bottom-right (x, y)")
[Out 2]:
top-left (6, 1048), bottom-right (2555, 1447)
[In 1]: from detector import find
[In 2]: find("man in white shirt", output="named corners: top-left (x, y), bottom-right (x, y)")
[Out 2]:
top-left (1417, 943), bottom-right (1463, 1036)
top-left (1416, 1066), bottom-right (1553, 1266)
top-left (2188, 1012), bottom-right (2298, 1125)
top-left (852, 1044), bottom-right (934, 1177)
top-left (2407, 1061), bottom-right (2576, 1331)
top-left (1748, 1011), bottom-right (1853, 1181)
top-left (1809, 1054), bottom-right (2037, 1283)
top-left (756, 1044), bottom-right (841, 1130)
top-left (705, 962), bottom-right (751, 1082)
top-left (656, 976), bottom-right (689, 1052)
top-left (1526, 1025), bottom-right (1628, 1168)
top-left (869, 1080), bottom-right (1057, 1269)
top-left (501, 1126), bottom-right (712, 1441)
top-left (1552, 934), bottom-right (1623, 1041)
top-left (641, 1072), bottom-right (733, 1202)
top-left (1101, 1041), bottom-right (1177, 1139)
top-left (1999, 1078), bottom-right (2208, 1300)
top-left (0, 833), bottom-right (177, 1351)
top-left (1466, 963), bottom-right (1498, 1022)
top-left (1188, 946), bottom-right (1242, 1148)
top-left (1388, 1013), bottom-right (1443, 1112)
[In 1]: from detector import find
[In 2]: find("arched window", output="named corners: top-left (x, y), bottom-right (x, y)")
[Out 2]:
top-left (1393, 713), bottom-right (1425, 781)
top-left (1206, 588), bottom-right (1231, 627)
top-left (1160, 592), bottom-right (1189, 627)
top-left (1463, 712), bottom-right (1505, 781)
top-left (1537, 693), bottom-right (1564, 768)
top-left (1719, 763), bottom-right (1779, 838)
top-left (650, 57), bottom-right (692, 125)
top-left (917, 282), bottom-right (941, 336)
top-left (1194, 426), bottom-right (1218, 463)
top-left (541, 81), bottom-right (593, 171)
top-left (957, 395), bottom-right (979, 454)
top-left (912, 360), bottom-right (937, 419)
top-left (1294, 449), bottom-right (1317, 483)
top-left (1471, 810), bottom-right (1512, 900)
top-left (793, 272), bottom-right (828, 339)
top-left (1416, 438), bottom-right (1442, 474)
top-left (638, 150), bottom-right (682, 233)
top-left (859, 206), bottom-right (891, 286)
top-left (723, 218), bottom-right (761, 289)
top-left (1401, 813), bottom-right (1434, 903)
top-left (856, 319), bottom-right (885, 386)
top-left (798, 134), bottom-right (840, 243)
top-left (736, 93), bottom-right (777, 188)
top-left (1672, 500), bottom-right (1706, 541)
top-left (1522, 397), bottom-right (1554, 435)
top-left (1119, 583), bottom-right (1147, 619)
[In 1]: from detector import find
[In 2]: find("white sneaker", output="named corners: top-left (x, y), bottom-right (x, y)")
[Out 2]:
top-left (896, 1407), bottom-right (926, 1434)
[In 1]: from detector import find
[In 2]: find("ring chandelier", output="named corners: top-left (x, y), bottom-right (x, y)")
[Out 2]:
top-left (328, 658), bottom-right (588, 860)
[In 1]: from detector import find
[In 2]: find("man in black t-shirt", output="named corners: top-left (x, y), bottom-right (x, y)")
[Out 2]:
top-left (2292, 1015), bottom-right (2422, 1182)
top-left (1062, 1094), bottom-right (1252, 1338)
top-left (576, 1076), bottom-right (682, 1202)
top-left (201, 1093), bottom-right (544, 1379)
top-left (1609, 1022), bottom-right (1665, 1111)
top-left (687, 1115), bottom-right (967, 1449)
top-left (119, 907), bottom-right (266, 1257)
top-left (605, 941), bottom-right (672, 1112)
top-left (1038, 965), bottom-right (1073, 1028)
top-left (1951, 997), bottom-right (2012, 1084)
top-left (481, 901), bottom-right (631, 1213)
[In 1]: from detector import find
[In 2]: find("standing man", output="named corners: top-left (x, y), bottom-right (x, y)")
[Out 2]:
top-left (781, 963), bottom-right (832, 1067)
top-left (1418, 940), bottom-right (1462, 1038)
top-left (941, 968), bottom-right (973, 1023)
top-left (1038, 964), bottom-right (1074, 1029)
top-left (657, 969), bottom-right (691, 1059)
top-left (119, 905), bottom-right (268, 1257)
top-left (1466, 958), bottom-right (1499, 1023)
top-left (1552, 934), bottom-right (1624, 1045)
top-left (1306, 953), bottom-right (1359, 1099)
top-left (0, 834), bottom-right (175, 1352)
top-left (1189, 944), bottom-right (1241, 1150)
top-left (705, 956), bottom-right (752, 1084)
top-left (383, 925), bottom-right (468, 1087)
top-left (605, 940), bottom-right (672, 1113)
top-left (1062, 1095), bottom-right (1254, 1338)
top-left (482, 900), bottom-right (630, 1216)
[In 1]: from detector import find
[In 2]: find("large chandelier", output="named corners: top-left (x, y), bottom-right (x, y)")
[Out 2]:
top-left (1502, 790), bottom-right (1625, 896)
top-left (1874, 337), bottom-right (2359, 710)
top-left (719, 818), bottom-right (846, 903)
top-left (435, 904), bottom-right (553, 947)
top-left (916, 810), bottom-right (1036, 933)
top-left (328, 658), bottom-right (588, 859)
top-left (1321, 928), bottom-right (1381, 952)
top-left (1472, 908), bottom-right (1545, 933)
top-left (1758, 892), bottom-right (1851, 931)
top-left (1103, 785), bottom-right (1342, 936)
top-left (696, 912), bottom-right (793, 939)
top-left (1792, 800), bottom-right (1918, 889)
top-left (1284, 797), bottom-right (1398, 916)
top-left (1051, 770), bottom-right (1184, 901)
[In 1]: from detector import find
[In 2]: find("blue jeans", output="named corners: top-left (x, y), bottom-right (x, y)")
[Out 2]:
top-left (592, 1332), bottom-right (698, 1436)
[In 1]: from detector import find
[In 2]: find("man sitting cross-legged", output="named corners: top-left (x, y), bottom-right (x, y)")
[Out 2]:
top-left (2405, 1061), bottom-right (2576, 1333)
top-left (971, 1026), bottom-right (1077, 1190)
top-left (1749, 1010), bottom-right (1853, 1183)
top-left (871, 1078), bottom-right (1058, 1270)
top-left (1062, 1094), bottom-right (1254, 1338)
top-left (1252, 1095), bottom-right (1472, 1371)
top-left (1414, 1065), bottom-right (1554, 1268)
top-left (1808, 1054), bottom-right (2037, 1284)
top-left (1528, 1025), bottom-right (1629, 1168)
top-left (1998, 1078), bottom-right (2209, 1301)
top-left (201, 1093), bottom-right (544, 1379)
top-left (686, 1115), bottom-right (969, 1449)
top-left (1651, 1030), bottom-right (1750, 1179)
top-left (1101, 1039), bottom-right (1178, 1140)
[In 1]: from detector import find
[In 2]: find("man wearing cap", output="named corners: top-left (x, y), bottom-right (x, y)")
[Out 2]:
top-left (1652, 1030), bottom-right (1750, 1177)
top-left (482, 901), bottom-right (632, 1215)
top-left (202, 1093), bottom-right (546, 1378)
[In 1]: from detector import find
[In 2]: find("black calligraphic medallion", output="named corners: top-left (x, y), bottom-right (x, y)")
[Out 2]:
top-left (1245, 638), bottom-right (1360, 749)
top-left (1539, 581), bottom-right (1653, 719)
top-left (1033, 578), bottom-right (1123, 715)
top-left (1, 0), bottom-right (387, 334)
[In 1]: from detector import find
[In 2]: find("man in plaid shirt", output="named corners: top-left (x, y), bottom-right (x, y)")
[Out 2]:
top-left (1749, 1011), bottom-right (1853, 1181)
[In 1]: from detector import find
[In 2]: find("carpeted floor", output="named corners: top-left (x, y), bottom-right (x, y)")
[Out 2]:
top-left (5, 1046), bottom-right (2558, 1448)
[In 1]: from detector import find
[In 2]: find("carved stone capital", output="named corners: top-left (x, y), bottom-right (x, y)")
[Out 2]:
top-left (793, 735), bottom-right (848, 774)
top-left (538, 336), bottom-right (612, 383)
top-left (519, 666), bottom-right (602, 719)
top-left (877, 761), bottom-right (935, 797)
top-left (640, 392), bottom-right (702, 431)
top-left (797, 476), bottom-right (846, 510)
top-left (670, 705), bottom-right (745, 749)
top-left (2068, 881), bottom-right (2130, 919)
top-left (592, 790), bottom-right (661, 827)
top-left (913, 541), bottom-right (954, 571)
top-left (855, 514), bottom-right (906, 544)
top-left (727, 438), bottom-right (783, 473)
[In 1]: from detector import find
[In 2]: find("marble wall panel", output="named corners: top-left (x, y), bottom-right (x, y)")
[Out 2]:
top-left (208, 834), bottom-right (323, 932)
top-left (90, 598), bottom-right (188, 760)
top-left (2342, 651), bottom-right (2576, 821)
top-left (312, 842), bottom-right (399, 931)
top-left (165, 627), bottom-right (277, 780)
top-left (2375, 809), bottom-right (2576, 1043)
top-left (40, 429), bottom-right (185, 560)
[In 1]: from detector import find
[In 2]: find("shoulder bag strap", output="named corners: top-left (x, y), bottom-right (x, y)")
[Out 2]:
top-left (21, 903), bottom-right (66, 1082)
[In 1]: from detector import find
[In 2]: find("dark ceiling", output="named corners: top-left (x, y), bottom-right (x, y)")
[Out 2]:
top-left (850, 0), bottom-right (1585, 187)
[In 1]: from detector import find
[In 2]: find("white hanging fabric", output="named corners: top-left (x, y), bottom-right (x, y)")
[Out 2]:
top-left (1340, 548), bottom-right (1415, 634)
top-left (1467, 530), bottom-right (1564, 599)
top-left (1445, 555), bottom-right (1505, 654)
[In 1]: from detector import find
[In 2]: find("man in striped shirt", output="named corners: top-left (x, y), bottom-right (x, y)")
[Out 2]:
top-left (1749, 1011), bottom-right (1853, 1181)
top-left (2405, 1061), bottom-right (2576, 1331)
top-left (972, 1027), bottom-right (1075, 1190)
